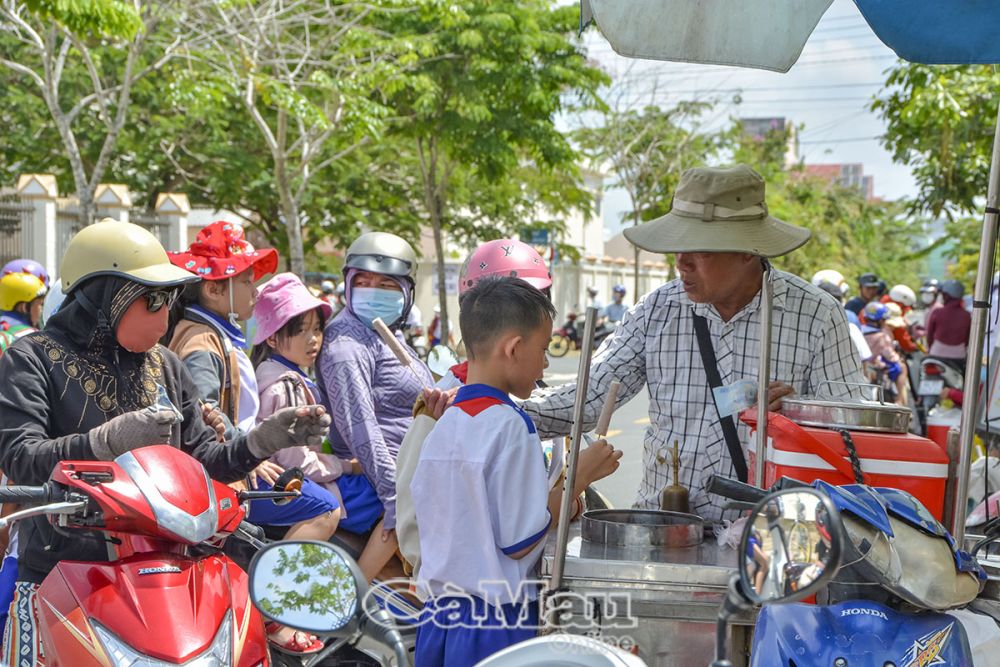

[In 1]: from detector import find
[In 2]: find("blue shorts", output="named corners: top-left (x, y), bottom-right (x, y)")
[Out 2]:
top-left (336, 474), bottom-right (384, 534)
top-left (415, 596), bottom-right (538, 667)
top-left (247, 477), bottom-right (339, 526)
top-left (0, 555), bottom-right (16, 634)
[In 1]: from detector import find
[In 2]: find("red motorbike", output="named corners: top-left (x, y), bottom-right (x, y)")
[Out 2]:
top-left (0, 445), bottom-right (294, 666)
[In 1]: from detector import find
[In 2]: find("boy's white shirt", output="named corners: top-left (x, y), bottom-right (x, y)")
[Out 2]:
top-left (410, 387), bottom-right (550, 606)
top-left (395, 370), bottom-right (564, 585)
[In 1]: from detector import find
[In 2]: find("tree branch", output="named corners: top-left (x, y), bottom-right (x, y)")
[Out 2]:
top-left (70, 32), bottom-right (112, 125)
top-left (0, 1), bottom-right (45, 51)
top-left (0, 57), bottom-right (44, 88)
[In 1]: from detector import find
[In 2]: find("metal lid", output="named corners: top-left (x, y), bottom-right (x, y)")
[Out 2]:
top-left (781, 396), bottom-right (911, 434)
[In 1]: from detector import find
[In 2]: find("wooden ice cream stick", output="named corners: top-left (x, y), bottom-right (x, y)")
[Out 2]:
top-left (372, 317), bottom-right (424, 383)
top-left (594, 380), bottom-right (621, 439)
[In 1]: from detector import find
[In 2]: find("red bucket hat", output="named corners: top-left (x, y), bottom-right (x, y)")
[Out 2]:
top-left (169, 221), bottom-right (278, 281)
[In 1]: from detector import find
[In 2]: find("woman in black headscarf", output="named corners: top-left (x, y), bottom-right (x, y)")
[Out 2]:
top-left (0, 219), bottom-right (331, 664)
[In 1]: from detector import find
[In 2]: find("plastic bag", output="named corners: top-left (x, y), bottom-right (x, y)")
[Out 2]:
top-left (149, 384), bottom-right (184, 424)
top-left (714, 515), bottom-right (750, 550)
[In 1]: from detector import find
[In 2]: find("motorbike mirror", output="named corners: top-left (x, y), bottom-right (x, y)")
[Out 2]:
top-left (426, 345), bottom-right (460, 378)
top-left (739, 488), bottom-right (843, 606)
top-left (249, 540), bottom-right (367, 635)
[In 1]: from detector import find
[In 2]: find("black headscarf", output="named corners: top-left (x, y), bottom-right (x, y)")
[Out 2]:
top-left (45, 275), bottom-right (157, 412)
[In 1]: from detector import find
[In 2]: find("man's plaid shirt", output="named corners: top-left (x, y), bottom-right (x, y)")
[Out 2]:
top-left (524, 270), bottom-right (865, 523)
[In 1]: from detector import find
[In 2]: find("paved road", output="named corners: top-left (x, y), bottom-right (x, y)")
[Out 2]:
top-left (544, 352), bottom-right (651, 509)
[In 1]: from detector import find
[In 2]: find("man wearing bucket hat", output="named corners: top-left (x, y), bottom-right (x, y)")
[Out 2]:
top-left (524, 165), bottom-right (864, 523)
top-left (0, 219), bottom-right (330, 664)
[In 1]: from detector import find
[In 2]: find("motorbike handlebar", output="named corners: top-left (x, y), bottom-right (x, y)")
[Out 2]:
top-left (707, 475), bottom-right (812, 505)
top-left (237, 520), bottom-right (265, 542)
top-left (0, 484), bottom-right (56, 504)
top-left (706, 475), bottom-right (768, 504)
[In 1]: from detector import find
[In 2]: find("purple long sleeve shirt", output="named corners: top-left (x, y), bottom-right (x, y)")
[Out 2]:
top-left (317, 309), bottom-right (432, 529)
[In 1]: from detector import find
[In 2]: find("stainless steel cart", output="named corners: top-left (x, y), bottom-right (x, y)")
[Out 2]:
top-left (541, 523), bottom-right (755, 666)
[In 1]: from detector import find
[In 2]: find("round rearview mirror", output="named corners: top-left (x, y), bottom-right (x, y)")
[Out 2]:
top-left (740, 488), bottom-right (842, 605)
top-left (249, 540), bottom-right (366, 635)
top-left (426, 345), bottom-right (460, 378)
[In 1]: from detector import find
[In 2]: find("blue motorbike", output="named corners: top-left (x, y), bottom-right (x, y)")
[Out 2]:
top-left (709, 476), bottom-right (995, 667)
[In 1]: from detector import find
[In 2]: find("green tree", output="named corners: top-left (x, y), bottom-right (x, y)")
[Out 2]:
top-left (184, 0), bottom-right (408, 276)
top-left (871, 63), bottom-right (1000, 287)
top-left (731, 124), bottom-right (926, 288)
top-left (0, 0), bottom-right (189, 225)
top-left (575, 99), bottom-right (724, 293)
top-left (380, 0), bottom-right (607, 342)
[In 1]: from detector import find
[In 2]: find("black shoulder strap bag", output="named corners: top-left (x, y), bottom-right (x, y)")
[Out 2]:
top-left (692, 314), bottom-right (749, 483)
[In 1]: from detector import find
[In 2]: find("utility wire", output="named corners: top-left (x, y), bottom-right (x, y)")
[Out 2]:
top-left (799, 135), bottom-right (882, 144)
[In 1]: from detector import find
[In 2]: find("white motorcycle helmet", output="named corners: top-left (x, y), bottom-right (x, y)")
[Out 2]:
top-left (811, 269), bottom-right (848, 295)
top-left (888, 284), bottom-right (916, 308)
top-left (41, 277), bottom-right (65, 324)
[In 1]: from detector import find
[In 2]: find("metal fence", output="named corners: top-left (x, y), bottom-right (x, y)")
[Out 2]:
top-left (0, 194), bottom-right (33, 267)
top-left (56, 201), bottom-right (83, 264)
top-left (130, 212), bottom-right (171, 247)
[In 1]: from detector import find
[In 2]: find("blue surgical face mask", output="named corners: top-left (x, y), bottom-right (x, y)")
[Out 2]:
top-left (351, 287), bottom-right (406, 329)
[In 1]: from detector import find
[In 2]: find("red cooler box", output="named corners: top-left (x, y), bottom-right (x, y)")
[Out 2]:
top-left (742, 410), bottom-right (950, 521)
top-left (926, 405), bottom-right (961, 453)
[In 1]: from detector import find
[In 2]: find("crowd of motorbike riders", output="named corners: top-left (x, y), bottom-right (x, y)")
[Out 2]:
top-left (0, 213), bottom-right (975, 664)
top-left (810, 269), bottom-right (973, 411)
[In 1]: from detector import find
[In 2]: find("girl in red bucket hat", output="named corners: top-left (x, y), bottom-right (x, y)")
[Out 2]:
top-left (167, 220), bottom-right (278, 433)
top-left (167, 223), bottom-right (339, 654)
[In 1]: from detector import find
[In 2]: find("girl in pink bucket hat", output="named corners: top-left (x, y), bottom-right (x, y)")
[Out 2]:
top-left (252, 272), bottom-right (360, 520)
top-left (248, 272), bottom-right (362, 654)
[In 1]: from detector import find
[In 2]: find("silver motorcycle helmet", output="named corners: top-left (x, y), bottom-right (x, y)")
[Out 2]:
top-left (343, 232), bottom-right (417, 328)
top-left (344, 232), bottom-right (417, 283)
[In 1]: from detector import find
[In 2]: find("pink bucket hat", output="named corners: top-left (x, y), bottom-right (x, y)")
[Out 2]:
top-left (253, 272), bottom-right (333, 345)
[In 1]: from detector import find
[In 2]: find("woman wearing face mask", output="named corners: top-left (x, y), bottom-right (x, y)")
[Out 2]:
top-left (317, 232), bottom-right (433, 581)
top-left (0, 220), bottom-right (330, 664)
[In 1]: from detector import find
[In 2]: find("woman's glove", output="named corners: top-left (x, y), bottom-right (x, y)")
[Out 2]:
top-left (89, 408), bottom-right (179, 460)
top-left (249, 405), bottom-right (332, 459)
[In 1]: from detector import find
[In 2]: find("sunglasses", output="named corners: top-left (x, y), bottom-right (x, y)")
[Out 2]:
top-left (146, 288), bottom-right (181, 313)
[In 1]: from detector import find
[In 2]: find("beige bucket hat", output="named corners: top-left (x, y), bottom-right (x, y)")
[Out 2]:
top-left (623, 165), bottom-right (811, 258)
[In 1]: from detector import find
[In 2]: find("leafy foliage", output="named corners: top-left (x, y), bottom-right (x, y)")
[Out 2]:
top-left (576, 101), bottom-right (724, 227)
top-left (731, 125), bottom-right (928, 288)
top-left (377, 0), bottom-right (608, 338)
top-left (24, 0), bottom-right (141, 38)
top-left (871, 63), bottom-right (999, 285)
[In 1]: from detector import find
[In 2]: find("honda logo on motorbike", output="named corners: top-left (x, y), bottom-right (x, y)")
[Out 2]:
top-left (840, 608), bottom-right (889, 620)
top-left (138, 566), bottom-right (182, 575)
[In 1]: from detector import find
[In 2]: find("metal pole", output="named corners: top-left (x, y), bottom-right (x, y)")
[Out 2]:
top-left (549, 306), bottom-right (598, 597)
top-left (943, 426), bottom-right (962, 537)
top-left (952, 99), bottom-right (1000, 544)
top-left (754, 264), bottom-right (773, 488)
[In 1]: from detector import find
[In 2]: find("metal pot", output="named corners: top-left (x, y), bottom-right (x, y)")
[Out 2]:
top-left (781, 396), bottom-right (911, 434)
top-left (581, 509), bottom-right (704, 548)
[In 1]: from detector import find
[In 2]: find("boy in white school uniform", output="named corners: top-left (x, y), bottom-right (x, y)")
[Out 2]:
top-left (410, 277), bottom-right (622, 666)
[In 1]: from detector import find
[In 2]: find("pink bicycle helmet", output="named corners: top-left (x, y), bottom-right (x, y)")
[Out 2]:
top-left (459, 239), bottom-right (552, 295)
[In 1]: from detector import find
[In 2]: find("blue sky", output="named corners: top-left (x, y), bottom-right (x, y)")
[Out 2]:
top-left (586, 0), bottom-right (915, 237)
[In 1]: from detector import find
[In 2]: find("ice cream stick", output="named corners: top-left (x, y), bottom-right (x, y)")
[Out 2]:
top-left (372, 317), bottom-right (424, 383)
top-left (594, 380), bottom-right (621, 439)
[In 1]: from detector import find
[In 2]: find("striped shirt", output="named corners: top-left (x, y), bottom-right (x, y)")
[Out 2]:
top-left (523, 270), bottom-right (864, 523)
